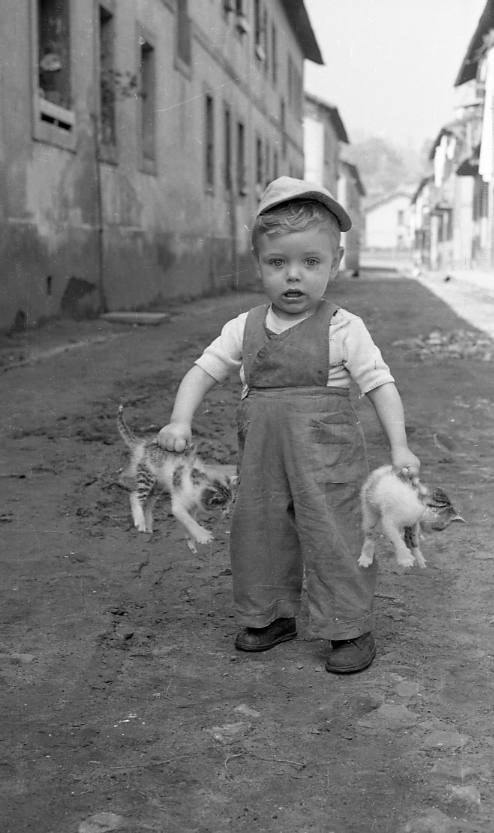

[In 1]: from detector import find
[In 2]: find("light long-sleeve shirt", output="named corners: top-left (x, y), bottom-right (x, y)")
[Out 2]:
top-left (195, 305), bottom-right (394, 396)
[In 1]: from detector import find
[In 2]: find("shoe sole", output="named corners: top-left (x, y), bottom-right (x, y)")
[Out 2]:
top-left (235, 630), bottom-right (297, 652)
top-left (325, 645), bottom-right (376, 674)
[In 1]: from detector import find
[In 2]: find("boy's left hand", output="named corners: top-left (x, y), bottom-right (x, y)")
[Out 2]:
top-left (391, 447), bottom-right (420, 479)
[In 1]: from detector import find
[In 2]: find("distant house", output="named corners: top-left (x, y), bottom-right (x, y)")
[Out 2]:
top-left (0, 1), bottom-right (323, 332)
top-left (303, 93), bottom-right (365, 272)
top-left (410, 176), bottom-right (434, 269)
top-left (364, 191), bottom-right (412, 250)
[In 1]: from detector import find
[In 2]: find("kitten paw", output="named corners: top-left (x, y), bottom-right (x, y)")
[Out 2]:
top-left (397, 553), bottom-right (415, 568)
top-left (195, 529), bottom-right (214, 546)
top-left (358, 554), bottom-right (373, 568)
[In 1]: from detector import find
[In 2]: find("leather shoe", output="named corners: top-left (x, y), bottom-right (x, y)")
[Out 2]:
top-left (325, 632), bottom-right (376, 674)
top-left (235, 617), bottom-right (297, 652)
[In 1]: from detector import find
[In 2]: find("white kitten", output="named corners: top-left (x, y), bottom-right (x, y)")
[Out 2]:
top-left (358, 465), bottom-right (464, 569)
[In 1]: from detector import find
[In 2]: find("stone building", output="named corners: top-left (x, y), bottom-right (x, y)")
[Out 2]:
top-left (0, 0), bottom-right (322, 331)
top-left (338, 161), bottom-right (366, 275)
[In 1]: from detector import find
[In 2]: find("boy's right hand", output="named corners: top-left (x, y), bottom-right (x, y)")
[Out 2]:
top-left (157, 422), bottom-right (192, 452)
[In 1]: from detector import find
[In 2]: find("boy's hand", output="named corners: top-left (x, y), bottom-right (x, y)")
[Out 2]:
top-left (157, 422), bottom-right (192, 452)
top-left (391, 447), bottom-right (421, 479)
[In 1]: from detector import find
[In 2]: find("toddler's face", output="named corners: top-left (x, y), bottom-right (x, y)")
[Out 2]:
top-left (256, 224), bottom-right (343, 320)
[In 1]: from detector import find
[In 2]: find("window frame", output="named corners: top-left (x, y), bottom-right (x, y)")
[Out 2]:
top-left (31, 0), bottom-right (76, 151)
top-left (237, 120), bottom-right (247, 197)
top-left (223, 101), bottom-right (232, 192)
top-left (136, 25), bottom-right (157, 175)
top-left (175, 0), bottom-right (192, 78)
top-left (204, 92), bottom-right (215, 193)
top-left (96, 0), bottom-right (118, 164)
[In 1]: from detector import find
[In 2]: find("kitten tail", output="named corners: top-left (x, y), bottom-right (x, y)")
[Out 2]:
top-left (117, 405), bottom-right (139, 449)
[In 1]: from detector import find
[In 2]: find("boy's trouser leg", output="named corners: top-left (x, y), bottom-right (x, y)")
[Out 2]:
top-left (230, 396), bottom-right (303, 627)
top-left (285, 394), bottom-right (377, 640)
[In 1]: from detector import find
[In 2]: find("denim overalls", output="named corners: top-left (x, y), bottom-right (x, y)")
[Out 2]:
top-left (229, 299), bottom-right (377, 641)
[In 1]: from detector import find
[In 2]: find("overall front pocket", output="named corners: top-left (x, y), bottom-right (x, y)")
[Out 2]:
top-left (309, 413), bottom-right (365, 483)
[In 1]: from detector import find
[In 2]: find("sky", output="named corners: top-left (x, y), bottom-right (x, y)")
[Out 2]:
top-left (304, 0), bottom-right (486, 150)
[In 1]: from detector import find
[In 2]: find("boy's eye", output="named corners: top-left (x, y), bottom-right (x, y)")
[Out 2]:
top-left (268, 258), bottom-right (284, 268)
top-left (305, 257), bottom-right (320, 267)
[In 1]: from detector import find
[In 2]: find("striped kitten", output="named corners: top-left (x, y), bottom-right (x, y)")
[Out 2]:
top-left (117, 406), bottom-right (234, 552)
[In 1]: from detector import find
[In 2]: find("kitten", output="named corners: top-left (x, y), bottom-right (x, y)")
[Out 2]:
top-left (117, 405), bottom-right (234, 552)
top-left (358, 465), bottom-right (464, 569)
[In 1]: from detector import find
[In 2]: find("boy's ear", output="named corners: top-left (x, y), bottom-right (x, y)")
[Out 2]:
top-left (330, 246), bottom-right (345, 277)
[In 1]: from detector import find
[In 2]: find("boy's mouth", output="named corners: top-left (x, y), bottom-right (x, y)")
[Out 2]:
top-left (283, 290), bottom-right (304, 299)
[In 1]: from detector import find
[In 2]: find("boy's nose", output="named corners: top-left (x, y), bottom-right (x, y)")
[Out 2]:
top-left (287, 265), bottom-right (301, 281)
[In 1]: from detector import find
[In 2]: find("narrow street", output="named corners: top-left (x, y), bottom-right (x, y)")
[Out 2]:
top-left (1, 275), bottom-right (494, 833)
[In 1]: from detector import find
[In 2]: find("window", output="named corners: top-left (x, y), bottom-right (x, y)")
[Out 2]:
top-left (205, 94), bottom-right (215, 190)
top-left (34, 0), bottom-right (75, 146)
top-left (224, 104), bottom-right (232, 191)
top-left (237, 121), bottom-right (246, 195)
top-left (235, 0), bottom-right (249, 34)
top-left (264, 138), bottom-right (270, 185)
top-left (280, 97), bottom-right (286, 158)
top-left (99, 5), bottom-right (116, 148)
top-left (38, 0), bottom-right (71, 110)
top-left (263, 8), bottom-right (269, 74)
top-left (273, 148), bottom-right (279, 179)
top-left (139, 37), bottom-right (156, 166)
top-left (473, 179), bottom-right (489, 220)
top-left (254, 0), bottom-right (265, 61)
top-left (256, 135), bottom-right (263, 189)
top-left (176, 0), bottom-right (191, 68)
top-left (271, 22), bottom-right (277, 85)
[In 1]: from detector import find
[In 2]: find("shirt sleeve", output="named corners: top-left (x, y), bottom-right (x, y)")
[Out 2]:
top-left (194, 313), bottom-right (247, 383)
top-left (342, 315), bottom-right (394, 395)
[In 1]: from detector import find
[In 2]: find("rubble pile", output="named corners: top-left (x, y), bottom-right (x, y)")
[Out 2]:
top-left (393, 329), bottom-right (493, 361)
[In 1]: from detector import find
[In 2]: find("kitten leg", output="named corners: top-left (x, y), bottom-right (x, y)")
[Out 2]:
top-left (130, 492), bottom-right (148, 532)
top-left (144, 493), bottom-right (158, 534)
top-left (408, 522), bottom-right (426, 568)
top-left (381, 517), bottom-right (415, 567)
top-left (358, 501), bottom-right (379, 567)
top-left (358, 536), bottom-right (376, 567)
top-left (131, 477), bottom-right (156, 533)
top-left (171, 496), bottom-right (215, 548)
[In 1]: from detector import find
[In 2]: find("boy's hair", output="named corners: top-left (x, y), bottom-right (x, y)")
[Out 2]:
top-left (252, 199), bottom-right (341, 255)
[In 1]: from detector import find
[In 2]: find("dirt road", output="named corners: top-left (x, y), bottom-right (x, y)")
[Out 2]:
top-left (1, 277), bottom-right (493, 833)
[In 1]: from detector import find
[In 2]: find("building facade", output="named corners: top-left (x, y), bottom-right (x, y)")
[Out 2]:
top-left (303, 92), bottom-right (366, 273)
top-left (303, 93), bottom-right (349, 194)
top-left (0, 0), bottom-right (322, 331)
top-left (411, 0), bottom-right (494, 274)
top-left (338, 161), bottom-right (366, 275)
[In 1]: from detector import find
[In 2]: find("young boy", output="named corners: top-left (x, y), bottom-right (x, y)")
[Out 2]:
top-left (158, 176), bottom-right (419, 674)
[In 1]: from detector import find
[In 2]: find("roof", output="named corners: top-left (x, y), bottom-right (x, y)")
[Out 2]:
top-left (411, 175), bottom-right (433, 205)
top-left (428, 122), bottom-right (464, 159)
top-left (455, 0), bottom-right (494, 86)
top-left (304, 92), bottom-right (350, 142)
top-left (364, 190), bottom-right (413, 213)
top-left (340, 160), bottom-right (366, 196)
top-left (280, 0), bottom-right (324, 65)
